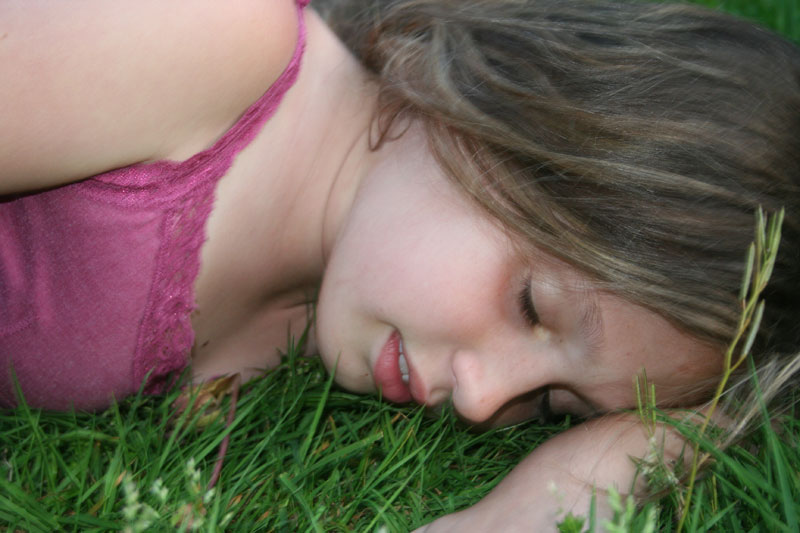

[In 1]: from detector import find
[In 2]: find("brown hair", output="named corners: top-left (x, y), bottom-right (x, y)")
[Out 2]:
top-left (322, 0), bottom-right (800, 407)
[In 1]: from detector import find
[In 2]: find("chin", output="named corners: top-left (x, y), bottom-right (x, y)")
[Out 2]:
top-left (322, 359), bottom-right (372, 394)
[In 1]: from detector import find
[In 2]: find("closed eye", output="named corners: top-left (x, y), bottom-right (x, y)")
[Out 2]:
top-left (518, 277), bottom-right (539, 326)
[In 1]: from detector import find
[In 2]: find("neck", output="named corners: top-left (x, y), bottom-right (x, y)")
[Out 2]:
top-left (190, 10), bottom-right (383, 378)
top-left (274, 10), bottom-right (382, 286)
top-left (195, 9), bottom-right (380, 311)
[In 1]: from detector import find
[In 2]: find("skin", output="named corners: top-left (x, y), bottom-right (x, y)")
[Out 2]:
top-left (2, 1), bottom-right (724, 530)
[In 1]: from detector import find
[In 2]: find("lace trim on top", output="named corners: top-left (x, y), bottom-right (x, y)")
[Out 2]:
top-left (87, 1), bottom-right (308, 394)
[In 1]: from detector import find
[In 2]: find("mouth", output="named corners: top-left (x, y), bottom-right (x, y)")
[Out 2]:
top-left (398, 337), bottom-right (410, 385)
top-left (373, 330), bottom-right (413, 403)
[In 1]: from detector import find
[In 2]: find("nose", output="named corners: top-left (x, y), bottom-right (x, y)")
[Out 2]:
top-left (449, 348), bottom-right (552, 424)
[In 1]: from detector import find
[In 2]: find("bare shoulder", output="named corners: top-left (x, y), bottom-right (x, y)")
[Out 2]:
top-left (0, 0), bottom-right (300, 194)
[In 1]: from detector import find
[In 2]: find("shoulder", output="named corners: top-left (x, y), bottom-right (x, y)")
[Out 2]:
top-left (0, 0), bottom-right (302, 194)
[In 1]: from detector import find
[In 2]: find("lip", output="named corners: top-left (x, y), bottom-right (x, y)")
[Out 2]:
top-left (374, 330), bottom-right (415, 403)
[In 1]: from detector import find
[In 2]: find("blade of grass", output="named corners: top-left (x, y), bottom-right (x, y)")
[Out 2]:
top-left (298, 361), bottom-right (337, 465)
top-left (278, 472), bottom-right (324, 533)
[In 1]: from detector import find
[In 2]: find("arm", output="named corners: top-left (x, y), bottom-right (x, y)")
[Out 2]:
top-left (415, 414), bottom-right (685, 532)
top-left (0, 0), bottom-right (298, 194)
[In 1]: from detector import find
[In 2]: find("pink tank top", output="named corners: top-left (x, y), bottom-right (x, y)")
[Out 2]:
top-left (0, 0), bottom-right (310, 411)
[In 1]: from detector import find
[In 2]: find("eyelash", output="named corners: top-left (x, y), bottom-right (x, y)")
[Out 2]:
top-left (518, 278), bottom-right (540, 326)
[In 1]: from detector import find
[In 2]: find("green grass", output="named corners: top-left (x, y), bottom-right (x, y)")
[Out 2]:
top-left (0, 356), bottom-right (565, 531)
top-left (1, 352), bottom-right (798, 532)
top-left (685, 0), bottom-right (800, 42)
top-left (2, 1), bottom-right (799, 531)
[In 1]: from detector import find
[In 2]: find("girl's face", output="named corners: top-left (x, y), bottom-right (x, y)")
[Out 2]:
top-left (315, 133), bottom-right (722, 425)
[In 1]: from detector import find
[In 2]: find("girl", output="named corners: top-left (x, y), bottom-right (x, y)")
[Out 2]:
top-left (2, 0), bottom-right (798, 529)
